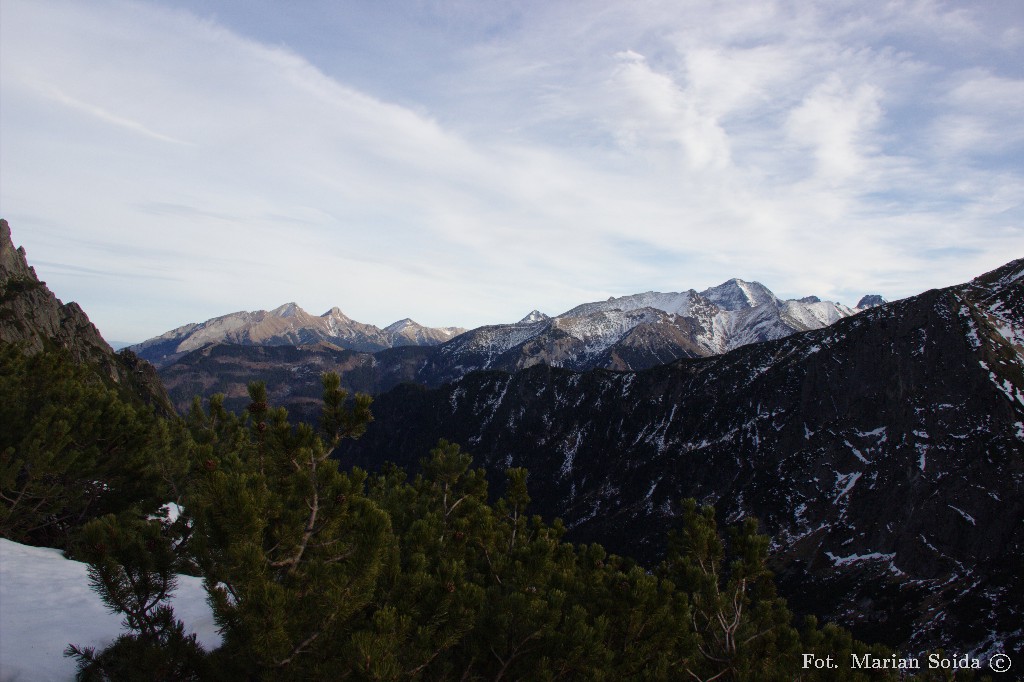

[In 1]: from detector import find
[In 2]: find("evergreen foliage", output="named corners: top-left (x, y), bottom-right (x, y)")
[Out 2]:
top-left (184, 379), bottom-right (394, 679)
top-left (64, 513), bottom-right (209, 681)
top-left (1, 356), bottom-right (966, 680)
top-left (0, 345), bottom-right (172, 548)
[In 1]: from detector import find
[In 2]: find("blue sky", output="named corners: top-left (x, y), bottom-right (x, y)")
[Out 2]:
top-left (1, 0), bottom-right (1022, 342)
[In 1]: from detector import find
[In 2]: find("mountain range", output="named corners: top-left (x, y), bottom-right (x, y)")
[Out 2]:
top-left (132, 302), bottom-right (466, 368)
top-left (7, 215), bottom-right (1021, 660)
top-left (423, 280), bottom-right (883, 379)
top-left (340, 258), bottom-right (1024, 658)
top-left (136, 277), bottom-right (884, 420)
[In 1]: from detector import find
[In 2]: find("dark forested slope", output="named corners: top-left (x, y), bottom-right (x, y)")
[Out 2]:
top-left (345, 258), bottom-right (1024, 656)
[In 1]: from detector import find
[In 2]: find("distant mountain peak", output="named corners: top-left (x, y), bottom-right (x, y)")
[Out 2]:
top-left (322, 306), bottom-right (354, 323)
top-left (701, 278), bottom-right (778, 310)
top-left (384, 318), bottom-right (419, 333)
top-left (271, 302), bottom-right (305, 318)
top-left (519, 310), bottom-right (550, 324)
top-left (856, 294), bottom-right (887, 309)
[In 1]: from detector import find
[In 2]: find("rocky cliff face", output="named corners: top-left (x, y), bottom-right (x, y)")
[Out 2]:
top-left (342, 258), bottom-right (1024, 657)
top-left (0, 219), bottom-right (172, 412)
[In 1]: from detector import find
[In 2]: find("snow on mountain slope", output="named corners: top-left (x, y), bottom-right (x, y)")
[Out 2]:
top-left (438, 279), bottom-right (874, 372)
top-left (384, 318), bottom-right (467, 347)
top-left (0, 538), bottom-right (220, 682)
top-left (964, 259), bottom-right (1024, 363)
top-left (552, 308), bottom-right (669, 356)
top-left (518, 310), bottom-right (551, 324)
top-left (781, 299), bottom-right (857, 330)
top-left (559, 291), bottom-right (697, 318)
top-left (436, 319), bottom-right (549, 359)
top-left (700, 278), bottom-right (779, 310)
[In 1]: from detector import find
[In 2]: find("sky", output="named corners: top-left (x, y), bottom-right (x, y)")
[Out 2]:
top-left (1, 0), bottom-right (1022, 343)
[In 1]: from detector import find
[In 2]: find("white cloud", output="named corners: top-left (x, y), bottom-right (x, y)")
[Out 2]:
top-left (607, 50), bottom-right (732, 170)
top-left (932, 72), bottom-right (1024, 153)
top-left (786, 75), bottom-right (883, 181)
top-left (0, 0), bottom-right (1021, 342)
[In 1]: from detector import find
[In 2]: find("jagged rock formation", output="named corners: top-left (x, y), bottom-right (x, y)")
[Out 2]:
top-left (0, 219), bottom-right (172, 412)
top-left (342, 258), bottom-right (1024, 657)
top-left (132, 303), bottom-right (465, 368)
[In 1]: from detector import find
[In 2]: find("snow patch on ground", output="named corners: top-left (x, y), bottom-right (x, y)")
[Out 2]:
top-left (833, 471), bottom-right (862, 503)
top-left (948, 505), bottom-right (977, 526)
top-left (825, 551), bottom-right (896, 566)
top-left (843, 440), bottom-right (868, 464)
top-left (960, 305), bottom-right (981, 349)
top-left (916, 442), bottom-right (929, 471)
top-left (0, 538), bottom-right (220, 682)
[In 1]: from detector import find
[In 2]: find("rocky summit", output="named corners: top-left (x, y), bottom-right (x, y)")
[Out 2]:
top-left (0, 220), bottom-right (171, 412)
top-left (341, 258), bottom-right (1024, 658)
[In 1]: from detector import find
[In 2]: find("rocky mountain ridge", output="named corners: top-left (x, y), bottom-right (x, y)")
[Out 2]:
top-left (355, 278), bottom-right (879, 382)
top-left (340, 257), bottom-right (1024, 657)
top-left (0, 219), bottom-right (172, 412)
top-left (131, 303), bottom-right (466, 368)
top-left (144, 276), bottom-right (884, 416)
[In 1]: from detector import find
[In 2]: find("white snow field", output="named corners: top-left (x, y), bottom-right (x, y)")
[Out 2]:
top-left (0, 538), bottom-right (220, 681)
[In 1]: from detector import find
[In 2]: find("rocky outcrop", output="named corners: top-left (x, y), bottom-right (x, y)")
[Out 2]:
top-left (0, 219), bottom-right (172, 413)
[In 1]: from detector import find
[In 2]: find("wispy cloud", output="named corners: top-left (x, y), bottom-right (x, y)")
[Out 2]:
top-left (0, 0), bottom-right (1021, 342)
top-left (32, 84), bottom-right (191, 146)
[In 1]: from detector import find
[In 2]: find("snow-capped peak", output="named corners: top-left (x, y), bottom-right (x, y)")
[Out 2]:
top-left (384, 318), bottom-right (420, 333)
top-left (701, 279), bottom-right (778, 311)
top-left (519, 310), bottom-right (550, 324)
top-left (271, 302), bottom-right (305, 318)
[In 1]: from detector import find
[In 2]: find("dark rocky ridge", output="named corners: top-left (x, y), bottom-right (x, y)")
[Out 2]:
top-left (342, 258), bottom-right (1024, 657)
top-left (0, 219), bottom-right (172, 413)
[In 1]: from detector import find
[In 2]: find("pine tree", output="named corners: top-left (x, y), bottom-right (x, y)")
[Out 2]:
top-left (361, 440), bottom-right (491, 680)
top-left (64, 512), bottom-right (209, 681)
top-left (0, 346), bottom-right (171, 548)
top-left (661, 499), bottom-right (800, 681)
top-left (185, 378), bottom-right (393, 679)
